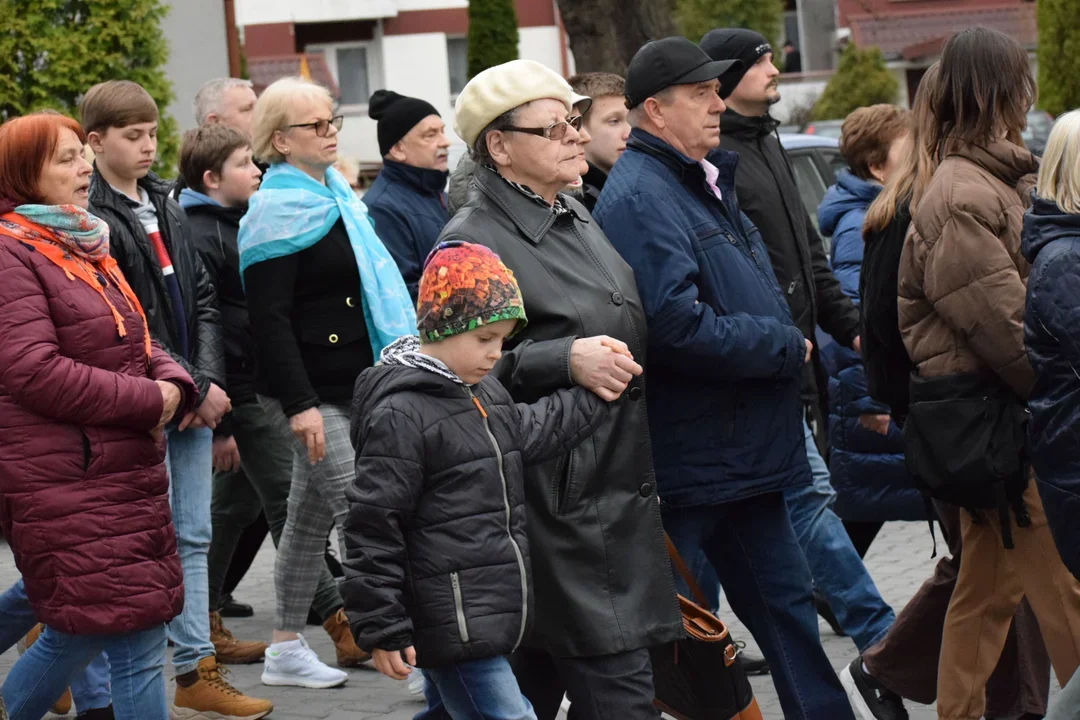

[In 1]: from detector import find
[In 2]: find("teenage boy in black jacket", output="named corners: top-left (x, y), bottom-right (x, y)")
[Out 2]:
top-left (343, 241), bottom-right (616, 718)
top-left (83, 80), bottom-right (273, 720)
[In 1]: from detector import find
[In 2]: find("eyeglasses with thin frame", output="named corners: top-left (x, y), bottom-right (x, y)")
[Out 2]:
top-left (503, 115), bottom-right (584, 141)
top-left (286, 115), bottom-right (344, 137)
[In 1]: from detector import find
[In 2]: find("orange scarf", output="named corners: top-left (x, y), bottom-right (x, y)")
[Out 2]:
top-left (0, 212), bottom-right (152, 359)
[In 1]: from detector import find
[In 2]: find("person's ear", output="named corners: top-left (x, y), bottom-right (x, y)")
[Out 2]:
top-left (203, 169), bottom-right (222, 192)
top-left (87, 130), bottom-right (106, 155)
top-left (644, 96), bottom-right (667, 130)
top-left (271, 129), bottom-right (290, 158)
top-left (487, 131), bottom-right (513, 168)
top-left (388, 142), bottom-right (408, 164)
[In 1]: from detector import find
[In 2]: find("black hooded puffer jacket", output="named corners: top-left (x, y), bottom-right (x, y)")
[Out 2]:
top-left (342, 358), bottom-right (606, 668)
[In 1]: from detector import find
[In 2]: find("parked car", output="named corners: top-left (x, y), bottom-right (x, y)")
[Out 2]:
top-left (779, 133), bottom-right (847, 244)
top-left (801, 119), bottom-right (845, 140)
top-left (1024, 109), bottom-right (1054, 156)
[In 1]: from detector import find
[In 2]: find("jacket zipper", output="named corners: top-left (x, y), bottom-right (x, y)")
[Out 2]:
top-left (450, 571), bottom-right (469, 642)
top-left (466, 388), bottom-right (529, 651)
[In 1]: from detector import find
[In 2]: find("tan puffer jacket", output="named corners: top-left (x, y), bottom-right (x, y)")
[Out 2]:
top-left (898, 139), bottom-right (1038, 399)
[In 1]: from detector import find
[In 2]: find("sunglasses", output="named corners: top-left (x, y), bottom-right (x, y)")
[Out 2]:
top-left (286, 115), bottom-right (344, 137)
top-left (503, 115), bottom-right (584, 141)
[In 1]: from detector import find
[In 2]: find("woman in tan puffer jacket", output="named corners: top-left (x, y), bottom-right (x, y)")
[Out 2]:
top-left (898, 27), bottom-right (1080, 720)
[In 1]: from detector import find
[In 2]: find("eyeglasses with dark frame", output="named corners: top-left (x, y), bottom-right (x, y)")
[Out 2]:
top-left (286, 116), bottom-right (345, 137)
top-left (503, 115), bottom-right (584, 141)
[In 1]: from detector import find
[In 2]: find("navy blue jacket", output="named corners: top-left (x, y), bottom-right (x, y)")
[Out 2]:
top-left (1023, 196), bottom-right (1080, 581)
top-left (816, 174), bottom-right (924, 521)
top-left (365, 161), bottom-right (449, 301)
top-left (594, 129), bottom-right (810, 507)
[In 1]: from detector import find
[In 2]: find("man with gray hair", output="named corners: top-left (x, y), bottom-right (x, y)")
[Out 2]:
top-left (194, 77), bottom-right (257, 136)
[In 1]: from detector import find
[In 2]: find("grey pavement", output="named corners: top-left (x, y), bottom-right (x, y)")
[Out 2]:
top-left (0, 521), bottom-right (1061, 719)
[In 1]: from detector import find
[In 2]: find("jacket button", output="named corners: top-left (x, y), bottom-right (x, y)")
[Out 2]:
top-left (611, 292), bottom-right (624, 305)
top-left (345, 296), bottom-right (355, 308)
top-left (328, 333), bottom-right (339, 344)
top-left (629, 387), bottom-right (642, 401)
top-left (639, 482), bottom-right (654, 498)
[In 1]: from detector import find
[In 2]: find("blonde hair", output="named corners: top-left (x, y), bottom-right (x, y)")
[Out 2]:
top-left (251, 77), bottom-right (333, 165)
top-left (1036, 110), bottom-right (1080, 214)
top-left (864, 63), bottom-right (941, 237)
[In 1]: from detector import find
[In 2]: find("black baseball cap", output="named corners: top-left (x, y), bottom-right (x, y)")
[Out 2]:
top-left (625, 36), bottom-right (743, 108)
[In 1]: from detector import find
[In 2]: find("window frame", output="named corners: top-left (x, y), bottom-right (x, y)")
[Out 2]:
top-left (446, 35), bottom-right (468, 101)
top-left (308, 39), bottom-right (383, 114)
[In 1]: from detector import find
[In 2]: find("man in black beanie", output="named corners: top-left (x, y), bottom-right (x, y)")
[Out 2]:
top-left (701, 28), bottom-right (906, 720)
top-left (365, 89), bottom-right (450, 300)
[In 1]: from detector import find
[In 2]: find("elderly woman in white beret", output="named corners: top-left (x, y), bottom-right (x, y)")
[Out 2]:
top-left (440, 59), bottom-right (683, 719)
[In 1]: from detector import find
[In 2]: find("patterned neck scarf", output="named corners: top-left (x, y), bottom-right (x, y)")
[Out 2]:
top-left (378, 335), bottom-right (463, 385)
top-left (0, 206), bottom-right (151, 358)
top-left (486, 166), bottom-right (573, 218)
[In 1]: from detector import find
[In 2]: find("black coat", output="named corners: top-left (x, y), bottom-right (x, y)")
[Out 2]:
top-left (860, 202), bottom-right (914, 422)
top-left (89, 171), bottom-right (224, 402)
top-left (437, 167), bottom-right (683, 657)
top-left (343, 363), bottom-right (606, 667)
top-left (717, 111), bottom-right (860, 404)
top-left (244, 219), bottom-right (374, 416)
top-left (181, 195), bottom-right (257, 421)
top-left (581, 162), bottom-right (607, 213)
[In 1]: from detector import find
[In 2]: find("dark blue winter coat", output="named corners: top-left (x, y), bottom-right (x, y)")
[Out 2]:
top-left (593, 128), bottom-right (810, 508)
top-left (1023, 196), bottom-right (1080, 581)
top-left (364, 161), bottom-right (449, 301)
top-left (817, 172), bottom-right (924, 522)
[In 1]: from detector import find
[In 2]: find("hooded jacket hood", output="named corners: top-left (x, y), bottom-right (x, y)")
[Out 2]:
top-left (1022, 195), bottom-right (1080, 264)
top-left (818, 171), bottom-right (881, 238)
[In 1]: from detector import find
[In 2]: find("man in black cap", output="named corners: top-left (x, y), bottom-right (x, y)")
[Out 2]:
top-left (700, 29), bottom-right (906, 720)
top-left (365, 90), bottom-right (451, 300)
top-left (593, 36), bottom-right (856, 720)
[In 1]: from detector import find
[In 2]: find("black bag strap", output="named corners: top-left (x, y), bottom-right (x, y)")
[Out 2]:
top-left (664, 533), bottom-right (711, 609)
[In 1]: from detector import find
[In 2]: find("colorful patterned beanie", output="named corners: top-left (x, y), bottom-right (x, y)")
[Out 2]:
top-left (417, 240), bottom-right (528, 343)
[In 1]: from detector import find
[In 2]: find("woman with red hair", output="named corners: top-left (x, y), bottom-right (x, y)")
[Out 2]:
top-left (0, 111), bottom-right (198, 720)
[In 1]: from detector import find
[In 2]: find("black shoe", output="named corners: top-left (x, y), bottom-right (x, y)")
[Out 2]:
top-left (815, 590), bottom-right (847, 637)
top-left (218, 594), bottom-right (254, 618)
top-left (841, 656), bottom-right (908, 720)
top-left (306, 606), bottom-right (323, 626)
top-left (77, 707), bottom-right (115, 720)
top-left (738, 651), bottom-right (770, 676)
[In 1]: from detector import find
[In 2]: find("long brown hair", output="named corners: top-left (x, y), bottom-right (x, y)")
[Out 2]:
top-left (863, 63), bottom-right (940, 237)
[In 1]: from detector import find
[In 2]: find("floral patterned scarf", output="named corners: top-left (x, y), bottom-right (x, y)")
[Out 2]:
top-left (0, 204), bottom-right (151, 358)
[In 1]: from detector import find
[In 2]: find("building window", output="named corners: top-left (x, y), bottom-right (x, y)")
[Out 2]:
top-left (448, 37), bottom-right (468, 96)
top-left (336, 46), bottom-right (370, 106)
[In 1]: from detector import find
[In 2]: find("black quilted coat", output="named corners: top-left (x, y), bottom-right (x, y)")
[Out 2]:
top-left (89, 171), bottom-right (224, 402)
top-left (342, 362), bottom-right (606, 668)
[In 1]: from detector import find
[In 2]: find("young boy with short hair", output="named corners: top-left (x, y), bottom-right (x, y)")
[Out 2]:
top-left (83, 80), bottom-right (272, 720)
top-left (342, 241), bottom-right (618, 718)
top-left (567, 72), bottom-right (631, 211)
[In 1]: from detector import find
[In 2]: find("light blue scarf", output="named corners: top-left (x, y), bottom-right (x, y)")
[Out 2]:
top-left (238, 163), bottom-right (416, 357)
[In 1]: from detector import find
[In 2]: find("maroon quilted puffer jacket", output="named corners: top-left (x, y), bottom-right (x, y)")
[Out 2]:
top-left (0, 230), bottom-right (197, 635)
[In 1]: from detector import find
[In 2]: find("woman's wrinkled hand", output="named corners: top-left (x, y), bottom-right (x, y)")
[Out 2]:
top-left (290, 407), bottom-right (326, 465)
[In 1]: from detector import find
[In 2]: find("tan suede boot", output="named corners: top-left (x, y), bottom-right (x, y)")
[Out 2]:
top-left (18, 624), bottom-right (72, 714)
top-left (209, 611), bottom-right (267, 664)
top-left (322, 608), bottom-right (371, 667)
top-left (170, 656), bottom-right (273, 720)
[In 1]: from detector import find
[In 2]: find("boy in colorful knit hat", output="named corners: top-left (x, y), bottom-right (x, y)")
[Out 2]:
top-left (342, 241), bottom-right (618, 718)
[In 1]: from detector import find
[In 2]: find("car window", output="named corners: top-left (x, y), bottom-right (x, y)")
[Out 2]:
top-left (821, 149), bottom-right (849, 181)
top-left (789, 151), bottom-right (829, 241)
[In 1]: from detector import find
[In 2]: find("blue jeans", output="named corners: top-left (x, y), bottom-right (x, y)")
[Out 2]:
top-left (417, 656), bottom-right (537, 720)
top-left (664, 493), bottom-right (854, 720)
top-left (0, 580), bottom-right (112, 712)
top-left (165, 425), bottom-right (216, 675)
top-left (694, 420), bottom-right (895, 652)
top-left (1, 622), bottom-right (167, 720)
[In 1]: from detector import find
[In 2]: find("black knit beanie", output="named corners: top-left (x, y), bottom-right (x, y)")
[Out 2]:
top-left (368, 90), bottom-right (440, 157)
top-left (700, 29), bottom-right (773, 94)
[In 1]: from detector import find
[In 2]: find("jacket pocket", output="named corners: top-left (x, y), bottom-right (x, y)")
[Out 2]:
top-left (450, 572), bottom-right (469, 642)
top-left (80, 431), bottom-right (91, 473)
top-left (553, 450), bottom-right (577, 515)
top-left (691, 223), bottom-right (727, 252)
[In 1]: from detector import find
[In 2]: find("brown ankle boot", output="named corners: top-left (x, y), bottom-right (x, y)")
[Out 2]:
top-left (18, 624), bottom-right (72, 714)
top-left (171, 656), bottom-right (273, 720)
top-left (209, 611), bottom-right (267, 665)
top-left (322, 608), bottom-right (371, 667)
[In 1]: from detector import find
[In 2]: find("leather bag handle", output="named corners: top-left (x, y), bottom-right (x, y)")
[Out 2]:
top-left (665, 533), bottom-right (711, 609)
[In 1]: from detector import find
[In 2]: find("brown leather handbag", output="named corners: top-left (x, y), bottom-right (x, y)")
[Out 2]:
top-left (650, 536), bottom-right (763, 720)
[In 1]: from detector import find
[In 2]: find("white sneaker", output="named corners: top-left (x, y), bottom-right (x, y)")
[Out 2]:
top-left (261, 635), bottom-right (349, 689)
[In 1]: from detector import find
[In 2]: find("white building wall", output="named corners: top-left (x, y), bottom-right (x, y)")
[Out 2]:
top-left (517, 26), bottom-right (563, 73)
top-left (161, 0), bottom-right (230, 132)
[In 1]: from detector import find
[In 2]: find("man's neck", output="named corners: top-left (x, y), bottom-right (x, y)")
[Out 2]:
top-left (96, 161), bottom-right (140, 202)
top-left (585, 155), bottom-right (611, 176)
top-left (723, 98), bottom-right (767, 119)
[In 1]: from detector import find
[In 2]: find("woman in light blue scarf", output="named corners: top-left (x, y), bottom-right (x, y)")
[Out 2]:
top-left (240, 77), bottom-right (414, 688)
